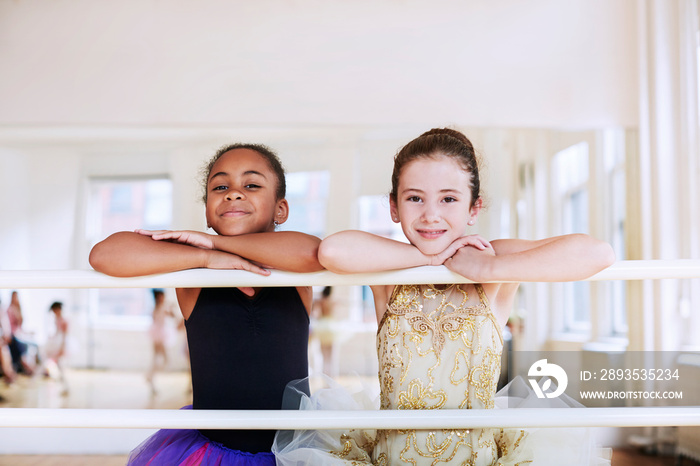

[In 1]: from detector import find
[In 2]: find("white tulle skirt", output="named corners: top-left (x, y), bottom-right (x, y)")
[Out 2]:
top-left (272, 376), bottom-right (612, 466)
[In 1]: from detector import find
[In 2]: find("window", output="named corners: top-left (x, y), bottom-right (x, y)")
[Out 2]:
top-left (551, 143), bottom-right (591, 331)
top-left (358, 195), bottom-right (404, 241)
top-left (603, 130), bottom-right (627, 336)
top-left (282, 171), bottom-right (330, 238)
top-left (87, 177), bottom-right (173, 323)
top-left (553, 142), bottom-right (589, 235)
top-left (356, 195), bottom-right (405, 321)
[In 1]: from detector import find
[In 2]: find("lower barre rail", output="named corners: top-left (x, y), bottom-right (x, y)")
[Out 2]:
top-left (2, 407), bottom-right (700, 430)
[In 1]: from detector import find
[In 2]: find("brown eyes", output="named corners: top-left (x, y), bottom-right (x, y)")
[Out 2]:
top-left (405, 196), bottom-right (459, 203)
top-left (211, 183), bottom-right (261, 192)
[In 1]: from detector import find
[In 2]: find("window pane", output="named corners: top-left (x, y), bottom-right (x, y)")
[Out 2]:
top-left (88, 177), bottom-right (173, 320)
top-left (89, 178), bottom-right (172, 239)
top-left (565, 189), bottom-right (589, 234)
top-left (552, 143), bottom-right (591, 332)
top-left (358, 195), bottom-right (405, 241)
top-left (357, 195), bottom-right (406, 322)
top-left (144, 179), bottom-right (173, 229)
top-left (553, 142), bottom-right (589, 195)
top-left (572, 282), bottom-right (591, 324)
top-left (282, 171), bottom-right (330, 238)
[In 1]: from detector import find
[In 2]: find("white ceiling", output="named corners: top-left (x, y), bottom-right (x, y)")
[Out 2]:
top-left (0, 0), bottom-right (638, 128)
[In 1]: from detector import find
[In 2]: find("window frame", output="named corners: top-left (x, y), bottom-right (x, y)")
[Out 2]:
top-left (85, 175), bottom-right (174, 327)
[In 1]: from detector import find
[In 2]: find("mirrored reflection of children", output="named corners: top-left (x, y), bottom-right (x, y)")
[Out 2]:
top-left (6, 291), bottom-right (38, 376)
top-left (146, 288), bottom-right (176, 395)
top-left (310, 286), bottom-right (337, 376)
top-left (0, 296), bottom-right (18, 385)
top-left (44, 301), bottom-right (69, 395)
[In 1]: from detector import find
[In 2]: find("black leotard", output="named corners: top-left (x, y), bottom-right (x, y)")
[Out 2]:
top-left (185, 287), bottom-right (309, 453)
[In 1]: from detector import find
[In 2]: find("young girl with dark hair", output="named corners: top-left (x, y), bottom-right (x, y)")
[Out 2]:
top-left (91, 143), bottom-right (323, 465)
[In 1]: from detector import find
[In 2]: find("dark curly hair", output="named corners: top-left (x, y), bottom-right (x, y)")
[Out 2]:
top-left (200, 143), bottom-right (286, 203)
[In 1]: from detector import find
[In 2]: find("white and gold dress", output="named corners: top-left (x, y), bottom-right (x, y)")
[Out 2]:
top-left (372, 283), bottom-right (527, 465)
top-left (273, 284), bottom-right (611, 466)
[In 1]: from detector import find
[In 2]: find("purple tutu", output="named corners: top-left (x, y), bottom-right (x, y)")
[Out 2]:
top-left (128, 407), bottom-right (275, 466)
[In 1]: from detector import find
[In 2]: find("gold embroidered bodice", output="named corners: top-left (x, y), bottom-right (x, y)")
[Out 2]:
top-left (377, 283), bottom-right (503, 412)
top-left (373, 284), bottom-right (525, 466)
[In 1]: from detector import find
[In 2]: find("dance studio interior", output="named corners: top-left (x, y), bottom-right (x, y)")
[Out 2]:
top-left (1, 0), bottom-right (699, 464)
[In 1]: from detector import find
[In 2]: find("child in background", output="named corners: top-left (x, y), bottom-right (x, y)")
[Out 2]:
top-left (310, 286), bottom-right (337, 376)
top-left (146, 288), bottom-right (176, 395)
top-left (6, 291), bottom-right (38, 376)
top-left (0, 297), bottom-right (18, 385)
top-left (275, 128), bottom-right (614, 465)
top-left (90, 143), bottom-right (323, 466)
top-left (44, 301), bottom-right (69, 395)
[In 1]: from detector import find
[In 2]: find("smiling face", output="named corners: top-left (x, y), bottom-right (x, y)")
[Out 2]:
top-left (205, 148), bottom-right (288, 236)
top-left (390, 155), bottom-right (481, 255)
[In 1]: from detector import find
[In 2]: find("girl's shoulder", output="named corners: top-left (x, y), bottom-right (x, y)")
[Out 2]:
top-left (370, 284), bottom-right (394, 302)
top-left (480, 282), bottom-right (519, 328)
top-left (175, 288), bottom-right (201, 320)
top-left (370, 284), bottom-right (396, 323)
top-left (177, 287), bottom-right (313, 320)
top-left (295, 286), bottom-right (313, 315)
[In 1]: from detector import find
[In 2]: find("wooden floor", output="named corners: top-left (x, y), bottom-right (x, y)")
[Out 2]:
top-left (613, 448), bottom-right (684, 465)
top-left (0, 370), bottom-right (695, 465)
top-left (0, 448), bottom-right (686, 466)
top-left (0, 368), bottom-right (192, 465)
top-left (0, 368), bottom-right (193, 410)
top-left (0, 455), bottom-right (129, 466)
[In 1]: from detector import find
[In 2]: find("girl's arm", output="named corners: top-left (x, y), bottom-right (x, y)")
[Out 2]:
top-left (445, 233), bottom-right (615, 283)
top-left (137, 230), bottom-right (323, 273)
top-left (89, 231), bottom-right (268, 277)
top-left (318, 230), bottom-right (490, 273)
top-left (319, 231), bottom-right (425, 273)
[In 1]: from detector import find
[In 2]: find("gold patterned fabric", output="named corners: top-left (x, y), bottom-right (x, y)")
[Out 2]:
top-left (372, 284), bottom-right (530, 466)
top-left (274, 283), bottom-right (610, 465)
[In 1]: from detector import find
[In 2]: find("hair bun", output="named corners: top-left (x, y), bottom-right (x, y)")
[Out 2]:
top-left (391, 127), bottom-right (480, 208)
top-left (420, 128), bottom-right (471, 147)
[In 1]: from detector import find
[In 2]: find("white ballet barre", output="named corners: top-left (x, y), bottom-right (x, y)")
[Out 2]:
top-left (0, 259), bottom-right (699, 289)
top-left (1, 407), bottom-right (699, 429)
top-left (1, 260), bottom-right (699, 433)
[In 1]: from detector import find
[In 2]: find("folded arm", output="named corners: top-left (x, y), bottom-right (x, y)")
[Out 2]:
top-left (207, 231), bottom-right (322, 272)
top-left (445, 234), bottom-right (616, 283)
top-left (318, 230), bottom-right (490, 273)
top-left (90, 231), bottom-right (272, 277)
top-left (90, 230), bottom-right (323, 277)
top-left (318, 231), bottom-right (423, 273)
top-left (136, 229), bottom-right (322, 273)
